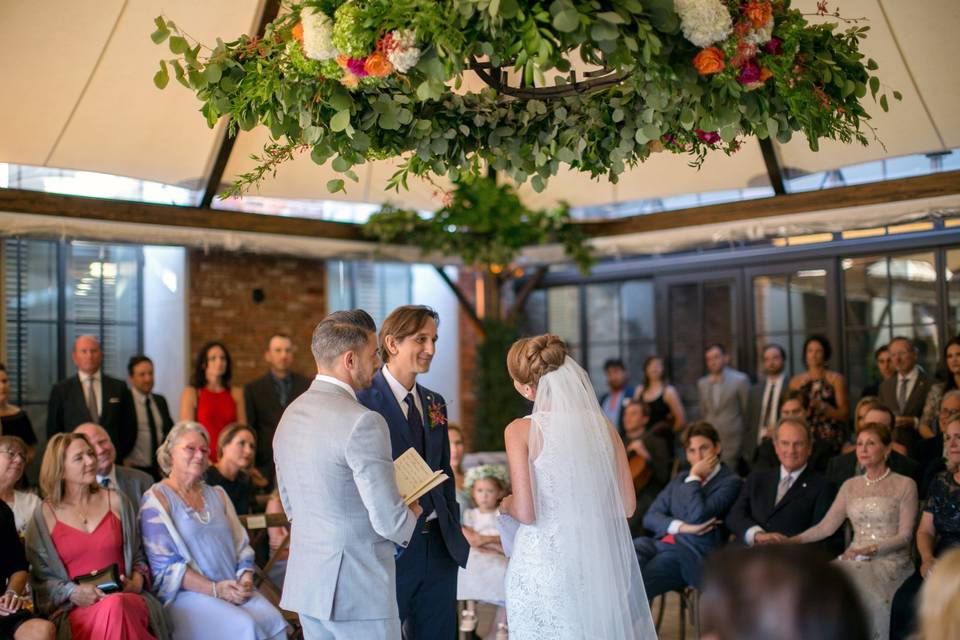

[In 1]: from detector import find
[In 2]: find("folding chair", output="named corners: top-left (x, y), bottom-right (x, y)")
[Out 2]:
top-left (240, 512), bottom-right (301, 638)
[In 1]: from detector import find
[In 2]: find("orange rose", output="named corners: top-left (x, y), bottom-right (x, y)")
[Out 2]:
top-left (693, 47), bottom-right (725, 75)
top-left (758, 67), bottom-right (773, 82)
top-left (744, 1), bottom-right (773, 29)
top-left (292, 22), bottom-right (304, 46)
top-left (363, 52), bottom-right (394, 78)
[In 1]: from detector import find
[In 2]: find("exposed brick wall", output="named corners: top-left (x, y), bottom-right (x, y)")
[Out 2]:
top-left (188, 249), bottom-right (325, 387)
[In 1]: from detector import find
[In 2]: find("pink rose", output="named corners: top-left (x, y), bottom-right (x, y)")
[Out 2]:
top-left (696, 129), bottom-right (721, 144)
top-left (346, 57), bottom-right (368, 77)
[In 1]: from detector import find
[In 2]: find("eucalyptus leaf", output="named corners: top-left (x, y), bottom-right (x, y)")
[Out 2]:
top-left (330, 110), bottom-right (351, 132)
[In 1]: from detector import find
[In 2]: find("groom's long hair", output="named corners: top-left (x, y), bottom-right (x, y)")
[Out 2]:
top-left (378, 305), bottom-right (439, 363)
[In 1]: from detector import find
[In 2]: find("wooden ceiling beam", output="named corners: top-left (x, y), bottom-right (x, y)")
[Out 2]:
top-left (579, 170), bottom-right (960, 238)
top-left (0, 188), bottom-right (365, 242)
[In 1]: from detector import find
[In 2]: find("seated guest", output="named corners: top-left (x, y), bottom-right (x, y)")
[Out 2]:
top-left (826, 404), bottom-right (920, 492)
top-left (179, 342), bottom-right (246, 462)
top-left (243, 334), bottom-right (310, 483)
top-left (700, 545), bottom-right (869, 640)
top-left (726, 417), bottom-right (834, 547)
top-left (634, 421), bottom-right (741, 599)
top-left (788, 423), bottom-right (918, 640)
top-left (140, 422), bottom-right (287, 640)
top-left (918, 391), bottom-right (960, 497)
top-left (25, 433), bottom-right (169, 639)
top-left (890, 414), bottom-right (960, 639)
top-left (0, 500), bottom-right (55, 640)
top-left (205, 423), bottom-right (259, 516)
top-left (126, 355), bottom-right (174, 480)
top-left (622, 400), bottom-right (672, 537)
top-left (918, 337), bottom-right (960, 440)
top-left (448, 424), bottom-right (472, 520)
top-left (0, 365), bottom-right (38, 460)
top-left (73, 423), bottom-right (153, 508)
top-left (0, 436), bottom-right (40, 535)
top-left (913, 548), bottom-right (960, 640)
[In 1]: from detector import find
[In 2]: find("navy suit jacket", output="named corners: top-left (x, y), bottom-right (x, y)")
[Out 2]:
top-left (642, 463), bottom-right (741, 558)
top-left (726, 466), bottom-right (834, 542)
top-left (357, 370), bottom-right (469, 568)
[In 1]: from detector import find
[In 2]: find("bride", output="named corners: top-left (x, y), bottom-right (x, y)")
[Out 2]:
top-left (499, 334), bottom-right (657, 638)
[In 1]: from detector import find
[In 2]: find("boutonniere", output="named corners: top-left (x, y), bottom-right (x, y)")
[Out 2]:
top-left (426, 396), bottom-right (447, 429)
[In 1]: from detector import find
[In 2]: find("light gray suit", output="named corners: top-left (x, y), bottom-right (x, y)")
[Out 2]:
top-left (697, 367), bottom-right (750, 468)
top-left (114, 466), bottom-right (153, 507)
top-left (273, 379), bottom-right (417, 640)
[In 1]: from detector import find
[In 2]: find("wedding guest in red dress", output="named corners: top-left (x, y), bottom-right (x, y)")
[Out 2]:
top-left (179, 342), bottom-right (245, 462)
top-left (24, 433), bottom-right (169, 639)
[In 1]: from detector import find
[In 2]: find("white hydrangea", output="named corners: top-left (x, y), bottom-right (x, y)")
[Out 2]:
top-left (301, 6), bottom-right (337, 61)
top-left (388, 47), bottom-right (421, 73)
top-left (745, 16), bottom-right (775, 45)
top-left (674, 0), bottom-right (733, 48)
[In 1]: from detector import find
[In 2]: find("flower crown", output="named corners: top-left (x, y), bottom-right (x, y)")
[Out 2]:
top-left (464, 464), bottom-right (509, 492)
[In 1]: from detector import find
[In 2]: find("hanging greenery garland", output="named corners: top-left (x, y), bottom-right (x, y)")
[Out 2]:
top-left (152, 0), bottom-right (896, 200)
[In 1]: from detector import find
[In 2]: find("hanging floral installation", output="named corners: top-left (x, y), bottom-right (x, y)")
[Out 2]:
top-left (152, 0), bottom-right (896, 199)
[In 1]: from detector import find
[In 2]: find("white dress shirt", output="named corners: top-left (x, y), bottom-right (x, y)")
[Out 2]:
top-left (758, 374), bottom-right (785, 442)
top-left (78, 370), bottom-right (102, 415)
top-left (744, 464), bottom-right (807, 545)
top-left (314, 374), bottom-right (357, 400)
top-left (127, 388), bottom-right (163, 467)
top-left (96, 465), bottom-right (119, 490)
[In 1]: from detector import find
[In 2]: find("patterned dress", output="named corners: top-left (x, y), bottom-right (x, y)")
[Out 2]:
top-left (799, 376), bottom-right (847, 454)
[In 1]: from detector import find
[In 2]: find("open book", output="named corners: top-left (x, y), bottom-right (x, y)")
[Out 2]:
top-left (394, 447), bottom-right (448, 506)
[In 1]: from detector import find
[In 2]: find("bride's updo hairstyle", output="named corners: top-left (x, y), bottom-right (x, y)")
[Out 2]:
top-left (507, 334), bottom-right (568, 387)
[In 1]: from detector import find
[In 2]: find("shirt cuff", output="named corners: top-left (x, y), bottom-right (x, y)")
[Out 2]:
top-left (684, 474), bottom-right (701, 484)
top-left (667, 520), bottom-right (683, 535)
top-left (745, 526), bottom-right (764, 546)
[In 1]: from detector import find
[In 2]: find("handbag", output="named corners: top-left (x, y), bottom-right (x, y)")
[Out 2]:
top-left (73, 563), bottom-right (121, 593)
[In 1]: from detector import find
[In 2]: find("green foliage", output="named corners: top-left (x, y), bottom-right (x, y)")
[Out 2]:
top-left (472, 319), bottom-right (527, 451)
top-left (362, 176), bottom-right (594, 273)
top-left (150, 0), bottom-right (892, 199)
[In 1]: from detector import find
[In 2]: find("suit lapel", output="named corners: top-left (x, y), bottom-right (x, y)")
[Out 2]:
top-left (419, 385), bottom-right (436, 464)
top-left (771, 467), bottom-right (809, 514)
top-left (373, 372), bottom-right (414, 451)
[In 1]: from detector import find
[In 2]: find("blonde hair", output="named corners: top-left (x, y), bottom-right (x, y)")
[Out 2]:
top-left (217, 422), bottom-right (256, 460)
top-left (943, 414), bottom-right (960, 474)
top-left (916, 548), bottom-right (960, 640)
top-left (39, 433), bottom-right (99, 506)
top-left (157, 421), bottom-right (210, 477)
top-left (0, 435), bottom-right (28, 459)
top-left (507, 334), bottom-right (568, 387)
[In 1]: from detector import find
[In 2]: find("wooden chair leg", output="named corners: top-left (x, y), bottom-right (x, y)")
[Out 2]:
top-left (654, 593), bottom-right (666, 631)
top-left (678, 589), bottom-right (687, 640)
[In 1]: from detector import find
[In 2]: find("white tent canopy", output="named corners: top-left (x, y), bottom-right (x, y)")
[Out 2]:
top-left (1, 0), bottom-right (958, 254)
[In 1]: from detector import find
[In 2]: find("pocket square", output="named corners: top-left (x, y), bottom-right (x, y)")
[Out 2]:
top-left (108, 397), bottom-right (120, 404)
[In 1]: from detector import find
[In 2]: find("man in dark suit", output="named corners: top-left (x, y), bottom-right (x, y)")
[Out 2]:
top-left (599, 358), bottom-right (635, 436)
top-left (74, 423), bottom-right (153, 507)
top-left (125, 354), bottom-right (174, 479)
top-left (244, 333), bottom-right (311, 481)
top-left (357, 306), bottom-right (468, 640)
top-left (726, 417), bottom-right (834, 546)
top-left (623, 400), bottom-right (672, 537)
top-left (860, 344), bottom-right (895, 400)
top-left (880, 336), bottom-right (933, 456)
top-left (825, 404), bottom-right (920, 490)
top-left (47, 335), bottom-right (134, 458)
top-left (634, 421), bottom-right (742, 599)
top-left (743, 344), bottom-right (789, 472)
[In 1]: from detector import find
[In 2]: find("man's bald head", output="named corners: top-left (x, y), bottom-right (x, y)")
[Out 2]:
top-left (73, 335), bottom-right (103, 375)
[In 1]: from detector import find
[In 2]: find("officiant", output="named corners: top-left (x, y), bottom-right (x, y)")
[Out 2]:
top-left (358, 305), bottom-right (469, 640)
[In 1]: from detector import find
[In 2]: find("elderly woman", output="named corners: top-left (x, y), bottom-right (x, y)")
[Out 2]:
top-left (205, 424), bottom-right (260, 516)
top-left (139, 422), bottom-right (286, 640)
top-left (24, 433), bottom-right (168, 640)
top-left (890, 414), bottom-right (960, 639)
top-left (0, 435), bottom-right (40, 536)
top-left (789, 423), bottom-right (917, 640)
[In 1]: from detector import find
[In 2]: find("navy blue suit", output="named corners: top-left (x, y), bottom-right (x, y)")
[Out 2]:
top-left (634, 463), bottom-right (741, 598)
top-left (358, 369), bottom-right (468, 640)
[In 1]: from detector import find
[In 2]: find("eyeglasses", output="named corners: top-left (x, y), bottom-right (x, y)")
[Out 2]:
top-left (180, 445), bottom-right (210, 457)
top-left (0, 449), bottom-right (26, 463)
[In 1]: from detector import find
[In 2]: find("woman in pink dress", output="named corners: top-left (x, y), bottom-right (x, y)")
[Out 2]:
top-left (24, 433), bottom-right (169, 639)
top-left (179, 342), bottom-right (246, 462)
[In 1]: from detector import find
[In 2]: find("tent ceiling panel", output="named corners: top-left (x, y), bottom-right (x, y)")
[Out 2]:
top-left (777, 0), bottom-right (957, 174)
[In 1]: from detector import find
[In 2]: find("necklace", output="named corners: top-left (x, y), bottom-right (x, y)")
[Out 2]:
top-left (170, 481), bottom-right (211, 524)
top-left (864, 467), bottom-right (891, 486)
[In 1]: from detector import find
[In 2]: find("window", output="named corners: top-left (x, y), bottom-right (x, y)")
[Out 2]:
top-left (753, 268), bottom-right (829, 377)
top-left (843, 253), bottom-right (939, 400)
top-left (3, 240), bottom-right (143, 435)
top-left (946, 249), bottom-right (960, 338)
top-left (326, 260), bottom-right (413, 328)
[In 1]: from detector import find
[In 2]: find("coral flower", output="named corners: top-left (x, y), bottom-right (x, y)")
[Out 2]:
top-left (292, 22), bottom-right (304, 46)
top-left (363, 52), bottom-right (394, 78)
top-left (744, 1), bottom-right (773, 29)
top-left (693, 47), bottom-right (725, 75)
top-left (340, 73), bottom-right (359, 89)
top-left (758, 67), bottom-right (773, 82)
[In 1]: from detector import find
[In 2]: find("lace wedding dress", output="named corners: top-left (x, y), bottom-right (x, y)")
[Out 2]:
top-left (504, 358), bottom-right (656, 639)
top-left (795, 471), bottom-right (917, 640)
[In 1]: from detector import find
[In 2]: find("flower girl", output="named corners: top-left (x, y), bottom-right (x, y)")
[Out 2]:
top-left (458, 464), bottom-right (510, 639)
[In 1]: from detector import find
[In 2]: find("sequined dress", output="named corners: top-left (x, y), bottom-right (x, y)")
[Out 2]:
top-left (795, 472), bottom-right (917, 640)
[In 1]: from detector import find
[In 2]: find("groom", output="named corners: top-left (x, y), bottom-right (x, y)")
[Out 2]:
top-left (274, 310), bottom-right (421, 639)
top-left (358, 305), bottom-right (469, 639)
